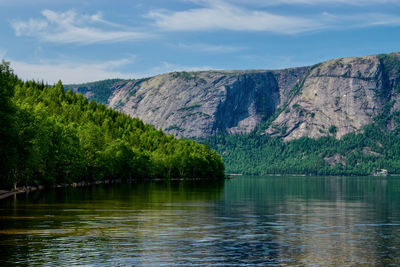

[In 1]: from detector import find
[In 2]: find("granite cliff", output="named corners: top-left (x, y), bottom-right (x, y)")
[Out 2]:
top-left (66, 52), bottom-right (400, 140)
top-left (266, 52), bottom-right (400, 140)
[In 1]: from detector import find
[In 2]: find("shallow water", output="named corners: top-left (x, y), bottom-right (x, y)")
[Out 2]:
top-left (1, 176), bottom-right (400, 265)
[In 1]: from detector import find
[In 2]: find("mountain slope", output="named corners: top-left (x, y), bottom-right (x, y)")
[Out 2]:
top-left (266, 53), bottom-right (400, 140)
top-left (66, 52), bottom-right (400, 142)
top-left (67, 68), bottom-right (310, 138)
top-left (65, 52), bottom-right (400, 175)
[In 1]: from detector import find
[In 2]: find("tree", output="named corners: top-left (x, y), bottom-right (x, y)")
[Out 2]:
top-left (0, 61), bottom-right (18, 187)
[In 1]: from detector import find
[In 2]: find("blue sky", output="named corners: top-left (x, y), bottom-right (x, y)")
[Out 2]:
top-left (1, 0), bottom-right (400, 84)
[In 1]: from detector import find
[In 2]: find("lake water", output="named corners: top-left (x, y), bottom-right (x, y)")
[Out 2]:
top-left (1, 176), bottom-right (400, 265)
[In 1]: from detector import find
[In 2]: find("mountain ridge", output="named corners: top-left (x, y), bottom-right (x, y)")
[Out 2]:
top-left (65, 52), bottom-right (400, 141)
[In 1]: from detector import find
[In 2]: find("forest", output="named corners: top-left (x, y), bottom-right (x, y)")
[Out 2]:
top-left (202, 122), bottom-right (400, 176)
top-left (0, 61), bottom-right (225, 189)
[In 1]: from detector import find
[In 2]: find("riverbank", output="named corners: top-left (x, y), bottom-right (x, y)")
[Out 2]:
top-left (0, 177), bottom-right (228, 200)
top-left (0, 186), bottom-right (40, 200)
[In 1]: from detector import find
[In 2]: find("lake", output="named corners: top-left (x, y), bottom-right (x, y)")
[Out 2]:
top-left (1, 176), bottom-right (400, 265)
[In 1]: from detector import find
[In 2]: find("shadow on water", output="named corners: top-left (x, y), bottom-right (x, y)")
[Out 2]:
top-left (1, 176), bottom-right (400, 265)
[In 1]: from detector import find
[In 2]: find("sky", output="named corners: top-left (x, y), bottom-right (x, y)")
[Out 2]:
top-left (1, 0), bottom-right (400, 84)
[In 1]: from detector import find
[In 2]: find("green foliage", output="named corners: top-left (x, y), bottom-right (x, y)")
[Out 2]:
top-left (177, 104), bottom-right (201, 111)
top-left (64, 79), bottom-right (125, 104)
top-left (254, 65), bottom-right (317, 134)
top-left (328, 125), bottom-right (337, 134)
top-left (165, 125), bottom-right (184, 132)
top-left (201, 121), bottom-right (400, 176)
top-left (0, 61), bottom-right (19, 186)
top-left (377, 54), bottom-right (400, 97)
top-left (171, 71), bottom-right (199, 81)
top-left (181, 112), bottom-right (210, 119)
top-left (0, 63), bottom-right (224, 189)
top-left (206, 58), bottom-right (400, 177)
top-left (280, 125), bottom-right (288, 135)
top-left (378, 54), bottom-right (400, 72)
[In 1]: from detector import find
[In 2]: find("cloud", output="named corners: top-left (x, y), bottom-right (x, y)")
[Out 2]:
top-left (8, 57), bottom-right (214, 84)
top-left (148, 1), bottom-right (324, 34)
top-left (319, 11), bottom-right (400, 28)
top-left (11, 9), bottom-right (152, 44)
top-left (357, 13), bottom-right (400, 27)
top-left (9, 57), bottom-right (136, 84)
top-left (203, 0), bottom-right (400, 6)
top-left (148, 1), bottom-right (400, 34)
top-left (277, 0), bottom-right (400, 5)
top-left (144, 62), bottom-right (214, 77)
top-left (176, 43), bottom-right (245, 53)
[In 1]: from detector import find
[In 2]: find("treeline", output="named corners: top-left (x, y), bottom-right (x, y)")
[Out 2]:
top-left (202, 122), bottom-right (400, 176)
top-left (65, 78), bottom-right (125, 104)
top-left (0, 61), bottom-right (224, 189)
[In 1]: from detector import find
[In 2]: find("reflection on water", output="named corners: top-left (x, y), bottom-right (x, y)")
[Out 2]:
top-left (1, 177), bottom-right (400, 265)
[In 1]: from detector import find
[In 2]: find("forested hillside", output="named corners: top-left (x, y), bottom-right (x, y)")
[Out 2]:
top-left (0, 61), bottom-right (224, 190)
top-left (199, 53), bottom-right (400, 176)
top-left (202, 97), bottom-right (400, 176)
top-left (202, 122), bottom-right (400, 176)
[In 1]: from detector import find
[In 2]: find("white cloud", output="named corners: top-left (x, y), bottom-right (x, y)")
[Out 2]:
top-left (204, 0), bottom-right (400, 6)
top-left (8, 57), bottom-right (214, 84)
top-left (9, 57), bottom-right (136, 84)
top-left (11, 9), bottom-right (152, 44)
top-left (148, 1), bottom-right (400, 34)
top-left (148, 1), bottom-right (325, 34)
top-left (277, 0), bottom-right (400, 5)
top-left (318, 11), bottom-right (400, 28)
top-left (144, 62), bottom-right (214, 77)
top-left (357, 13), bottom-right (400, 27)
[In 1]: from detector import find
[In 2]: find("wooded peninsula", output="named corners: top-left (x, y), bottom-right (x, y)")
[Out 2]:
top-left (0, 61), bottom-right (225, 190)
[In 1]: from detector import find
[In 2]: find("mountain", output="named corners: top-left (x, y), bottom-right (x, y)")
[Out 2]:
top-left (65, 52), bottom-right (400, 176)
top-left (66, 68), bottom-right (310, 138)
top-left (266, 53), bottom-right (400, 140)
top-left (66, 52), bottom-right (400, 141)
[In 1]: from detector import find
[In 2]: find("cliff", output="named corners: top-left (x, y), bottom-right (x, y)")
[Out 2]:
top-left (266, 52), bottom-right (400, 140)
top-left (66, 52), bottom-right (400, 140)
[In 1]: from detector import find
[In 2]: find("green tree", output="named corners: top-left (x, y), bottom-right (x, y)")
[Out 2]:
top-left (0, 61), bottom-right (18, 187)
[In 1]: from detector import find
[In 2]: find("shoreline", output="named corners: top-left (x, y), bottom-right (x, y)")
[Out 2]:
top-left (4, 174), bottom-right (397, 200)
top-left (0, 177), bottom-right (227, 200)
top-left (0, 187), bottom-right (39, 200)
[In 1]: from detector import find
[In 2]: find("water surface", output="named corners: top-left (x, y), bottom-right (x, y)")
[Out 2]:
top-left (1, 176), bottom-right (400, 265)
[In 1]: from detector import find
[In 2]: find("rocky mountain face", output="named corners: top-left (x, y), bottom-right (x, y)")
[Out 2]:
top-left (66, 52), bottom-right (400, 140)
top-left (266, 52), bottom-right (400, 140)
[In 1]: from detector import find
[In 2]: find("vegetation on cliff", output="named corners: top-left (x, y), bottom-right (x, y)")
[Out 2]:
top-left (65, 78), bottom-right (126, 104)
top-left (0, 61), bottom-right (225, 189)
top-left (202, 103), bottom-right (400, 176)
top-left (62, 52), bottom-right (400, 176)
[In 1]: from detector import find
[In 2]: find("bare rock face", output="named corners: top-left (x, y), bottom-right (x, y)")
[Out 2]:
top-left (66, 52), bottom-right (400, 140)
top-left (266, 52), bottom-right (400, 141)
top-left (107, 69), bottom-right (309, 138)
